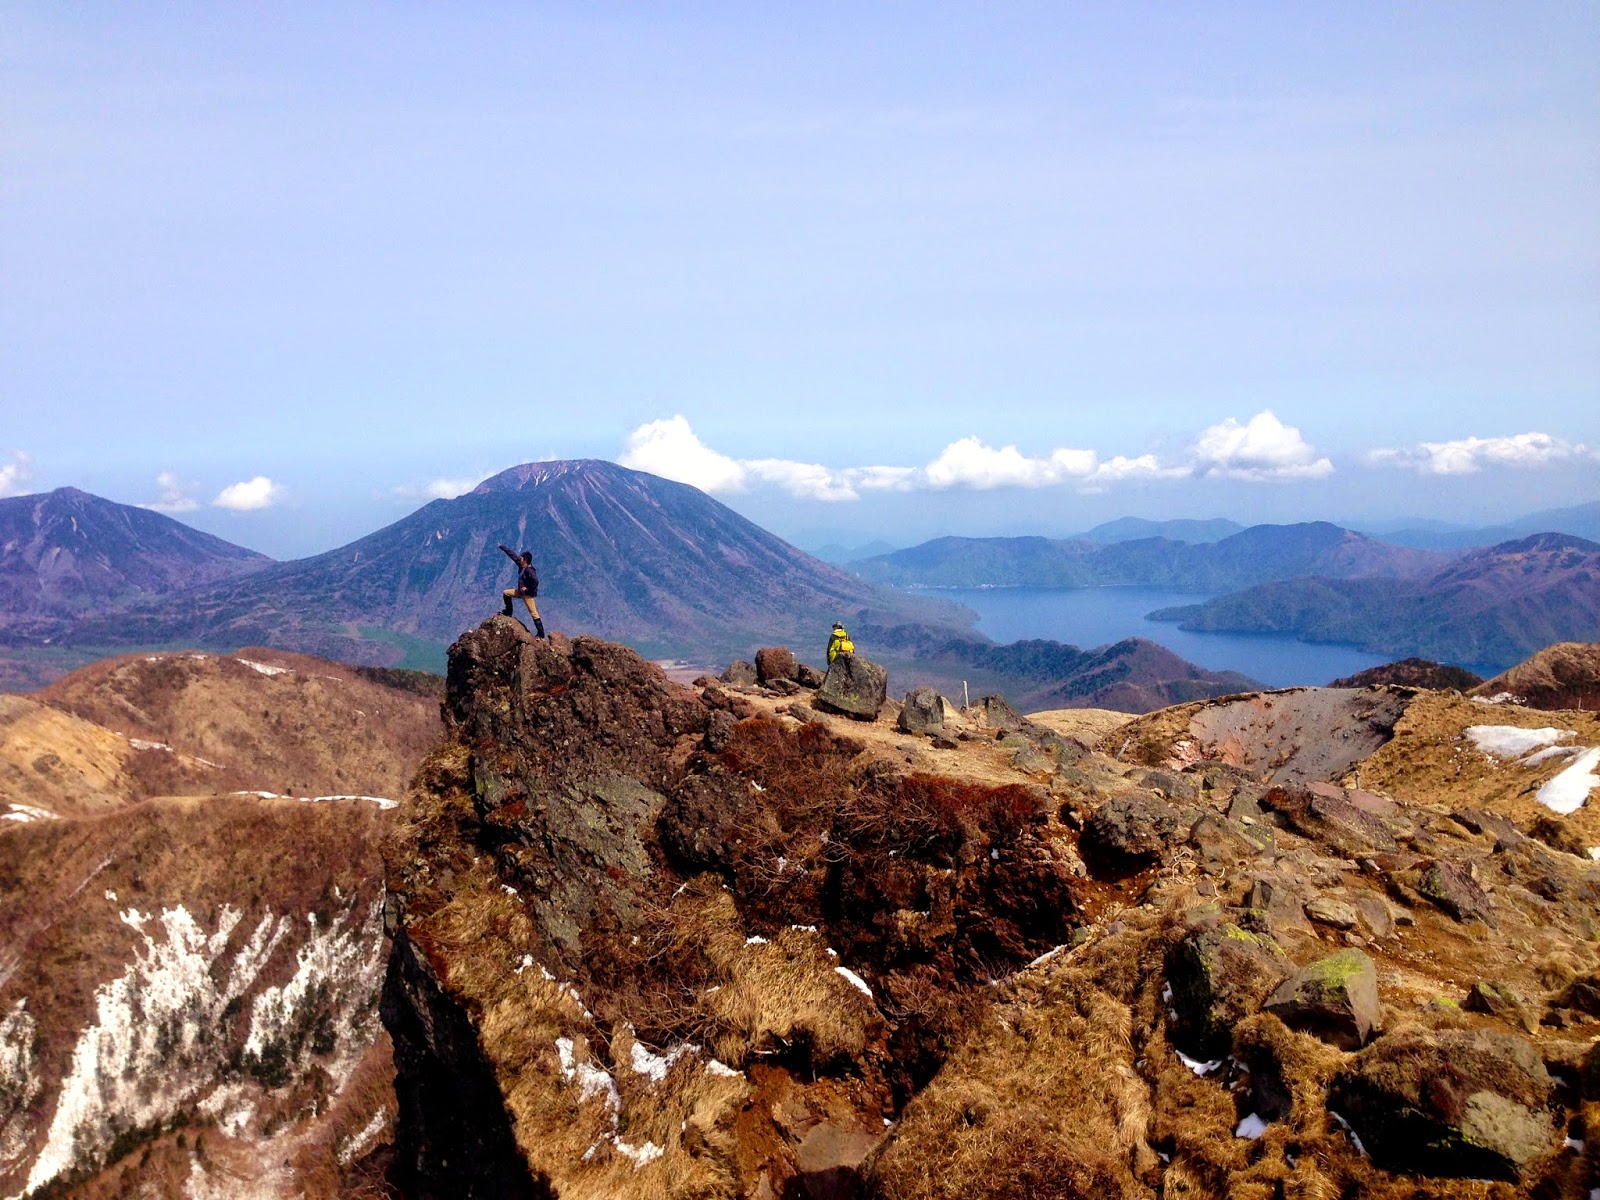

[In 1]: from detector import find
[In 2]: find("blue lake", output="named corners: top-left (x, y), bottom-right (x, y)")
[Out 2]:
top-left (932, 586), bottom-right (1392, 690)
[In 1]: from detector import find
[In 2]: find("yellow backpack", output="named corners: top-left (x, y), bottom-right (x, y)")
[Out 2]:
top-left (828, 629), bottom-right (854, 661)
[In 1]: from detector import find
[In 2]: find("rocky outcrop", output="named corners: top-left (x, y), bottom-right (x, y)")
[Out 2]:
top-left (815, 652), bottom-right (888, 720)
top-left (377, 623), bottom-right (1600, 1200)
top-left (755, 646), bottom-right (798, 684)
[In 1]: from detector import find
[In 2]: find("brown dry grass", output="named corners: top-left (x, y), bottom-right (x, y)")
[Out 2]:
top-left (0, 694), bottom-right (133, 818)
top-left (1026, 706), bottom-right (1137, 750)
top-left (36, 648), bottom-right (443, 801)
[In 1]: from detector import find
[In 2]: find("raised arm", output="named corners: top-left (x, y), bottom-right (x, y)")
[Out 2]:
top-left (498, 543), bottom-right (520, 564)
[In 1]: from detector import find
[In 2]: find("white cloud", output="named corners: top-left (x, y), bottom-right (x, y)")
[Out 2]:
top-left (212, 476), bottom-right (283, 511)
top-left (0, 450), bottom-right (33, 497)
top-left (145, 470), bottom-right (199, 513)
top-left (1367, 431), bottom-right (1590, 475)
top-left (745, 459), bottom-right (859, 503)
top-left (1189, 410), bottom-right (1333, 482)
top-left (422, 476), bottom-right (480, 499)
top-left (619, 415), bottom-right (748, 493)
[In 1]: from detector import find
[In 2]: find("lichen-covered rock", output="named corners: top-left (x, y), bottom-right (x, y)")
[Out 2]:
top-left (721, 659), bottom-right (758, 686)
top-left (815, 653), bottom-right (888, 720)
top-left (1413, 859), bottom-right (1494, 923)
top-left (1167, 923), bottom-right (1290, 1058)
top-left (755, 647), bottom-right (798, 684)
top-left (1303, 895), bottom-right (1359, 930)
top-left (1081, 793), bottom-right (1194, 875)
top-left (1187, 812), bottom-right (1270, 872)
top-left (897, 687), bottom-right (946, 736)
top-left (796, 662), bottom-right (826, 689)
top-left (1330, 1028), bottom-right (1556, 1181)
top-left (965, 694), bottom-right (1024, 732)
top-left (1264, 948), bottom-right (1381, 1050)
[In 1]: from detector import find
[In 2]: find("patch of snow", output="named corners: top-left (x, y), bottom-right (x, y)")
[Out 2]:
top-left (1465, 725), bottom-right (1574, 761)
top-left (614, 1139), bottom-right (663, 1168)
top-left (0, 1001), bottom-right (42, 1172)
top-left (244, 902), bottom-right (385, 1069)
top-left (554, 1038), bottom-right (621, 1117)
top-left (835, 967), bottom-right (873, 998)
top-left (233, 790), bottom-right (282, 799)
top-left (1520, 745), bottom-right (1580, 767)
top-left (1535, 747), bottom-right (1600, 815)
top-left (1160, 983), bottom-right (1173, 1004)
top-left (745, 935), bottom-right (769, 945)
top-left (789, 924), bottom-right (818, 933)
top-left (705, 1058), bottom-right (742, 1078)
top-left (630, 1039), bottom-right (697, 1083)
top-left (239, 659), bottom-right (290, 676)
top-left (1235, 1113), bottom-right (1270, 1139)
top-left (1588, 847), bottom-right (1600, 861)
top-left (1564, 1136), bottom-right (1584, 1153)
top-left (1471, 692), bottom-right (1523, 706)
top-left (4, 804), bottom-right (58, 823)
top-left (128, 738), bottom-right (173, 752)
top-left (296, 794), bottom-right (399, 810)
top-left (1328, 1110), bottom-right (1367, 1157)
top-left (337, 1107), bottom-right (390, 1166)
top-left (1175, 1050), bottom-right (1222, 1077)
top-left (1026, 945), bottom-right (1068, 970)
top-left (103, 889), bottom-right (117, 902)
top-left (502, 884), bottom-right (519, 896)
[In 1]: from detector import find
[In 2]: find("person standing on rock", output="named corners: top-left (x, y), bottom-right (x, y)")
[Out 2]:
top-left (498, 543), bottom-right (547, 640)
top-left (827, 622), bottom-right (854, 664)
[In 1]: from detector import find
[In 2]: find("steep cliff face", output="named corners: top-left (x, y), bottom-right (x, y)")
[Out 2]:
top-left (385, 624), bottom-right (1600, 1199)
top-left (383, 621), bottom-right (1092, 1198)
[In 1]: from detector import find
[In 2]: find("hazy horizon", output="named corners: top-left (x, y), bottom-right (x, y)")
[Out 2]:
top-left (5, 4), bottom-right (1597, 558)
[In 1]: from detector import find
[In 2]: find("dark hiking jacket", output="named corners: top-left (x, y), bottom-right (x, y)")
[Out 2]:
top-left (498, 544), bottom-right (539, 595)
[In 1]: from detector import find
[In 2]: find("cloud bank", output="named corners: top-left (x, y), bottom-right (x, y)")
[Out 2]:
top-left (213, 476), bottom-right (283, 511)
top-left (145, 470), bottom-right (200, 513)
top-left (618, 412), bottom-right (1328, 500)
top-left (0, 450), bottom-right (33, 498)
top-left (1368, 432), bottom-right (1593, 475)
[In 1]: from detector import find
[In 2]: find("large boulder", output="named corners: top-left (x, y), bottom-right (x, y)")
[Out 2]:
top-left (1167, 923), bottom-right (1291, 1059)
top-left (1329, 1028), bottom-right (1556, 1181)
top-left (1263, 948), bottom-right (1382, 1050)
top-left (755, 646), bottom-right (798, 684)
top-left (897, 687), bottom-right (946, 736)
top-left (721, 659), bottom-right (758, 686)
top-left (815, 653), bottom-right (888, 720)
top-left (1080, 793), bottom-right (1194, 876)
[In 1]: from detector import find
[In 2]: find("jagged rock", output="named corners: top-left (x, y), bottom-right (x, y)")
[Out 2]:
top-left (930, 735), bottom-right (960, 750)
top-left (1465, 981), bottom-right (1537, 1032)
top-left (1244, 875), bottom-right (1317, 940)
top-left (796, 662), bottom-right (826, 689)
top-left (1330, 1028), bottom-right (1556, 1181)
top-left (1264, 948), bottom-right (1381, 1050)
top-left (1263, 787), bottom-right (1398, 858)
top-left (1187, 813), bottom-right (1270, 872)
top-left (755, 647), bottom-right (798, 684)
top-left (704, 709), bottom-right (736, 753)
top-left (1350, 894), bottom-right (1394, 938)
top-left (815, 653), bottom-right (888, 720)
top-left (1304, 896), bottom-right (1359, 930)
top-left (767, 678), bottom-right (802, 696)
top-left (1139, 769), bottom-right (1199, 801)
top-left (1555, 969), bottom-right (1600, 1015)
top-left (1080, 793), bottom-right (1194, 875)
top-left (965, 694), bottom-right (1024, 732)
top-left (1413, 859), bottom-right (1493, 923)
top-left (1167, 923), bottom-right (1291, 1058)
top-left (722, 659), bottom-right (758, 686)
top-left (897, 686), bottom-right (946, 736)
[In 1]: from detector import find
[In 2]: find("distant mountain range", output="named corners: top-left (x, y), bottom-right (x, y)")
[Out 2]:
top-left (0, 486), bottom-right (267, 636)
top-left (1361, 500), bottom-right (1600, 550)
top-left (1152, 533), bottom-right (1600, 671)
top-left (849, 521), bottom-right (1444, 590)
top-left (1072, 516), bottom-right (1244, 545)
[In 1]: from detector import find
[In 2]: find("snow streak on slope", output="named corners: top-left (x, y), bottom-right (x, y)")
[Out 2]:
top-left (14, 900), bottom-right (384, 1197)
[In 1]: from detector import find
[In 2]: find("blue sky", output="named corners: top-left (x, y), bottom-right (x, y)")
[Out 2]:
top-left (3, 2), bottom-right (1597, 557)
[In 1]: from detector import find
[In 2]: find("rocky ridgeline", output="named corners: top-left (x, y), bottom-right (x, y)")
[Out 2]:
top-left (382, 620), bottom-right (1600, 1199)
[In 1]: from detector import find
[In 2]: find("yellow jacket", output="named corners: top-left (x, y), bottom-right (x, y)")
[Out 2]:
top-left (827, 627), bottom-right (854, 663)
